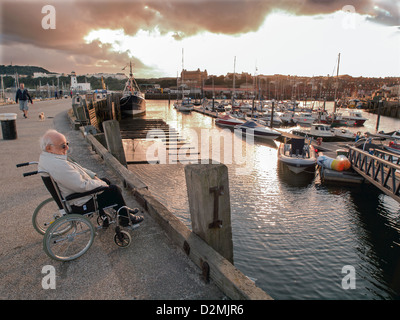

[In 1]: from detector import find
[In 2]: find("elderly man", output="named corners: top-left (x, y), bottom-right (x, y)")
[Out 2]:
top-left (38, 129), bottom-right (143, 227)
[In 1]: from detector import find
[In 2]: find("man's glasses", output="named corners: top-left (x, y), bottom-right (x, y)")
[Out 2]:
top-left (50, 142), bottom-right (69, 149)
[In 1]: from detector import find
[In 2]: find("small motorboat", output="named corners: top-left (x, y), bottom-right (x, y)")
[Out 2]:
top-left (215, 114), bottom-right (245, 128)
top-left (278, 138), bottom-right (317, 174)
top-left (234, 120), bottom-right (281, 140)
top-left (368, 130), bottom-right (400, 140)
top-left (331, 128), bottom-right (356, 141)
top-left (340, 110), bottom-right (367, 126)
top-left (292, 112), bottom-right (316, 125)
top-left (365, 130), bottom-right (400, 155)
top-left (292, 123), bottom-right (336, 142)
top-left (384, 140), bottom-right (400, 155)
top-left (329, 112), bottom-right (356, 127)
top-left (174, 97), bottom-right (194, 112)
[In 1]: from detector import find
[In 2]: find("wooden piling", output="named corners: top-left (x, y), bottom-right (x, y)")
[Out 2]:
top-left (184, 163), bottom-right (233, 263)
top-left (102, 119), bottom-right (127, 167)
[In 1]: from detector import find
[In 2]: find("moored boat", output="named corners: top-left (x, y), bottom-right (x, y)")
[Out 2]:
top-left (120, 61), bottom-right (146, 117)
top-left (292, 123), bottom-right (336, 142)
top-left (278, 138), bottom-right (317, 174)
top-left (340, 110), bottom-right (367, 126)
top-left (384, 141), bottom-right (400, 155)
top-left (215, 114), bottom-right (245, 127)
top-left (292, 112), bottom-right (316, 125)
top-left (331, 128), bottom-right (357, 141)
top-left (174, 97), bottom-right (194, 112)
top-left (234, 120), bottom-right (281, 140)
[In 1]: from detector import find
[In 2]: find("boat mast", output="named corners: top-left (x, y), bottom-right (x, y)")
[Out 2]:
top-left (232, 56), bottom-right (236, 106)
top-left (334, 52), bottom-right (340, 113)
top-left (181, 48), bottom-right (184, 100)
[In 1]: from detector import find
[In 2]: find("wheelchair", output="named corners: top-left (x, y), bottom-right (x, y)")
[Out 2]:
top-left (17, 161), bottom-right (140, 261)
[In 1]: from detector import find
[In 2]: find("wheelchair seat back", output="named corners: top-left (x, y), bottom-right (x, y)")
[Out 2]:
top-left (41, 175), bottom-right (64, 210)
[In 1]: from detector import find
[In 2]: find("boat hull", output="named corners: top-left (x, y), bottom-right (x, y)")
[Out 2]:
top-left (120, 94), bottom-right (146, 117)
top-left (215, 118), bottom-right (244, 127)
top-left (291, 129), bottom-right (354, 142)
top-left (236, 127), bottom-right (281, 140)
top-left (175, 105), bottom-right (194, 112)
top-left (384, 144), bottom-right (400, 155)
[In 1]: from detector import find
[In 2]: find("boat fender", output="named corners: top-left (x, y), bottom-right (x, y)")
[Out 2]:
top-left (336, 155), bottom-right (351, 170)
top-left (317, 155), bottom-right (350, 172)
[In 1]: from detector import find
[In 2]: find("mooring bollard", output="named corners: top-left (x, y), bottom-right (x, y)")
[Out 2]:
top-left (102, 119), bottom-right (127, 167)
top-left (184, 163), bottom-right (233, 263)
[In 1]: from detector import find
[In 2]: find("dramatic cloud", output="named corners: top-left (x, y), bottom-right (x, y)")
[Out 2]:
top-left (1, 0), bottom-right (398, 75)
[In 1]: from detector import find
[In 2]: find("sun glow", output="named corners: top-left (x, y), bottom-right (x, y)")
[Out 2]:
top-left (84, 10), bottom-right (400, 78)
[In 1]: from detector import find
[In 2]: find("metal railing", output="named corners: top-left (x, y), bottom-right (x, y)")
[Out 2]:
top-left (348, 146), bottom-right (400, 203)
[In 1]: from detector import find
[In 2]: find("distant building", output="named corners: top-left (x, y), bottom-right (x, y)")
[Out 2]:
top-left (181, 69), bottom-right (208, 87)
top-left (382, 84), bottom-right (400, 98)
top-left (86, 73), bottom-right (127, 80)
top-left (33, 72), bottom-right (62, 78)
top-left (70, 71), bottom-right (91, 92)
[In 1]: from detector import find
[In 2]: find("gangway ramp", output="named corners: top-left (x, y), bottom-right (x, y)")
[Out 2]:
top-left (348, 146), bottom-right (400, 203)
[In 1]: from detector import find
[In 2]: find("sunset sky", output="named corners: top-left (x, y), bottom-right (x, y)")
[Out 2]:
top-left (1, 0), bottom-right (399, 78)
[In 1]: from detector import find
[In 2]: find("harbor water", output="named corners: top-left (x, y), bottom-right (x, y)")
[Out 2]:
top-left (127, 100), bottom-right (400, 300)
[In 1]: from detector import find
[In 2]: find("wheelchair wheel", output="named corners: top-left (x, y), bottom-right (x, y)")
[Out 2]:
top-left (32, 197), bottom-right (66, 235)
top-left (114, 228), bottom-right (131, 247)
top-left (43, 214), bottom-right (95, 261)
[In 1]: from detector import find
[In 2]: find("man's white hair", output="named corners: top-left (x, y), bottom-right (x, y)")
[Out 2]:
top-left (39, 129), bottom-right (61, 151)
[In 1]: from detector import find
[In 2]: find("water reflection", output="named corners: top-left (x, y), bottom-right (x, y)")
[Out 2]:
top-left (277, 161), bottom-right (316, 188)
top-left (126, 100), bottom-right (400, 299)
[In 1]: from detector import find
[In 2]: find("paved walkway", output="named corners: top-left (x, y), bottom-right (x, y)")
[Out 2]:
top-left (0, 98), bottom-right (225, 300)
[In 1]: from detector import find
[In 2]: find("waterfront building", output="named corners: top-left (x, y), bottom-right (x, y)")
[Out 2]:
top-left (181, 68), bottom-right (208, 87)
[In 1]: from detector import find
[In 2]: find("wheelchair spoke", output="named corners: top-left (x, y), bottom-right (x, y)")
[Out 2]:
top-left (43, 214), bottom-right (95, 261)
top-left (32, 198), bottom-right (66, 235)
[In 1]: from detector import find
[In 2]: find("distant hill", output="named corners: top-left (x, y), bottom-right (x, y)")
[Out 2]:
top-left (0, 65), bottom-right (52, 76)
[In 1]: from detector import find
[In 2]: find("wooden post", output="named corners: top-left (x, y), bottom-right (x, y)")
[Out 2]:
top-left (270, 99), bottom-right (275, 128)
top-left (376, 100), bottom-right (382, 132)
top-left (184, 163), bottom-right (233, 263)
top-left (102, 120), bottom-right (127, 167)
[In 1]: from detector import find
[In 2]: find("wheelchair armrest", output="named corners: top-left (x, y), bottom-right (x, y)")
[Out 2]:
top-left (65, 186), bottom-right (108, 201)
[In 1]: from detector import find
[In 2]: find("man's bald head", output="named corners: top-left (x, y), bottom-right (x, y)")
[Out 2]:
top-left (40, 129), bottom-right (69, 155)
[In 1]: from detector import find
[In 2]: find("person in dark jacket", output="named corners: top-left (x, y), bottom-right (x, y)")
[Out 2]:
top-left (15, 83), bottom-right (33, 118)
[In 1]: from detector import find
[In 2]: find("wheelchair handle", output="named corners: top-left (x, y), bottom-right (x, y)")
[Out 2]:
top-left (16, 161), bottom-right (38, 167)
top-left (23, 171), bottom-right (38, 177)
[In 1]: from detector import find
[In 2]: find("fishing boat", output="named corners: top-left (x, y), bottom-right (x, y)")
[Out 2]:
top-left (215, 114), bottom-right (245, 127)
top-left (120, 61), bottom-right (146, 117)
top-left (278, 138), bottom-right (317, 174)
top-left (234, 120), bottom-right (281, 140)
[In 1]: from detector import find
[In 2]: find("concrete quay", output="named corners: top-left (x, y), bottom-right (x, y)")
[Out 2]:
top-left (0, 98), bottom-right (271, 301)
top-left (0, 99), bottom-right (225, 300)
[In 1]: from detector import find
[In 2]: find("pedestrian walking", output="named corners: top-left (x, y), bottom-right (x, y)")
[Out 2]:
top-left (15, 83), bottom-right (33, 118)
